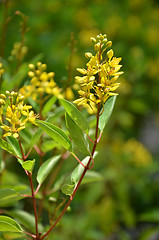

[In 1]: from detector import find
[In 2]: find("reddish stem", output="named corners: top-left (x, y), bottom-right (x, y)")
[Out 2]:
top-left (40, 104), bottom-right (101, 240)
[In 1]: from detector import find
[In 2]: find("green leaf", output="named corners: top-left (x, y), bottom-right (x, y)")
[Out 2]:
top-left (139, 209), bottom-right (159, 222)
top-left (21, 159), bottom-right (35, 173)
top-left (0, 138), bottom-right (15, 156)
top-left (60, 98), bottom-right (89, 134)
top-left (0, 215), bottom-right (23, 233)
top-left (6, 136), bottom-right (23, 161)
top-left (41, 140), bottom-right (62, 152)
top-left (71, 152), bottom-right (98, 184)
top-left (36, 120), bottom-right (72, 150)
top-left (65, 113), bottom-right (90, 155)
top-left (0, 189), bottom-right (18, 200)
top-left (139, 227), bottom-right (159, 240)
top-left (61, 183), bottom-right (75, 196)
top-left (71, 156), bottom-right (90, 184)
top-left (99, 96), bottom-right (117, 132)
top-left (37, 155), bottom-right (60, 185)
top-left (30, 110), bottom-right (64, 148)
top-left (82, 171), bottom-right (103, 184)
top-left (7, 210), bottom-right (43, 234)
top-left (19, 128), bottom-right (32, 144)
top-left (41, 95), bottom-right (57, 116)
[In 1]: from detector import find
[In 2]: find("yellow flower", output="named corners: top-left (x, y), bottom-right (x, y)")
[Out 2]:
top-left (0, 91), bottom-right (37, 138)
top-left (20, 62), bottom-right (62, 101)
top-left (74, 34), bottom-right (124, 114)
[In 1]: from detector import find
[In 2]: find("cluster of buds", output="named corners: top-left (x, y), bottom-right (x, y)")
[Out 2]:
top-left (8, 42), bottom-right (28, 62)
top-left (0, 62), bottom-right (5, 77)
top-left (0, 91), bottom-right (37, 138)
top-left (20, 62), bottom-right (62, 101)
top-left (74, 34), bottom-right (123, 114)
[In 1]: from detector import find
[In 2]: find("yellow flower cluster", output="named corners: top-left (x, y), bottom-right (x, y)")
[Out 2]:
top-left (0, 91), bottom-right (37, 138)
top-left (20, 62), bottom-right (62, 101)
top-left (74, 34), bottom-right (123, 114)
top-left (125, 138), bottom-right (152, 166)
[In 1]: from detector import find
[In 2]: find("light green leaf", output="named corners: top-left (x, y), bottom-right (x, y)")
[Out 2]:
top-left (21, 159), bottom-right (35, 173)
top-left (65, 113), bottom-right (90, 155)
top-left (0, 215), bottom-right (23, 233)
top-left (71, 152), bottom-right (98, 184)
top-left (82, 171), bottom-right (103, 184)
top-left (60, 98), bottom-right (89, 134)
top-left (139, 209), bottom-right (159, 222)
top-left (139, 227), bottom-right (159, 240)
top-left (41, 95), bottom-right (57, 116)
top-left (37, 155), bottom-right (60, 185)
top-left (71, 156), bottom-right (89, 184)
top-left (61, 183), bottom-right (75, 196)
top-left (0, 189), bottom-right (18, 200)
top-left (7, 210), bottom-right (43, 234)
top-left (41, 140), bottom-right (62, 152)
top-left (0, 138), bottom-right (15, 156)
top-left (99, 96), bottom-right (117, 132)
top-left (36, 120), bottom-right (72, 150)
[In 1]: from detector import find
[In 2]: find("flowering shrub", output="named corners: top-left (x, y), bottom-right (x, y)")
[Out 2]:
top-left (0, 33), bottom-right (123, 240)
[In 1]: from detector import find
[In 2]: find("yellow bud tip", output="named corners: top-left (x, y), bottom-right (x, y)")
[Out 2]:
top-left (28, 71), bottom-right (35, 78)
top-left (85, 52), bottom-right (92, 58)
top-left (28, 64), bottom-right (35, 70)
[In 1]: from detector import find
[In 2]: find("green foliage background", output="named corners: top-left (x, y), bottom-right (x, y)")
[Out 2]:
top-left (0, 0), bottom-right (159, 239)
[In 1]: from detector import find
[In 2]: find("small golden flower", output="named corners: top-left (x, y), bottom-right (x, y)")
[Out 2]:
top-left (0, 91), bottom-right (37, 138)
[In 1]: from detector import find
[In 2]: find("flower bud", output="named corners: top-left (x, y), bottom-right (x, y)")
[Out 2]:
top-left (85, 52), bottom-right (92, 58)
top-left (36, 62), bottom-right (42, 67)
top-left (94, 42), bottom-right (100, 51)
top-left (0, 99), bottom-right (5, 106)
top-left (107, 49), bottom-right (114, 59)
top-left (28, 64), bottom-right (35, 70)
top-left (6, 91), bottom-right (10, 96)
top-left (90, 37), bottom-right (96, 43)
top-left (103, 38), bottom-right (107, 43)
top-left (28, 71), bottom-right (35, 78)
top-left (0, 94), bottom-right (6, 100)
top-left (48, 72), bottom-right (55, 78)
top-left (106, 41), bottom-right (112, 48)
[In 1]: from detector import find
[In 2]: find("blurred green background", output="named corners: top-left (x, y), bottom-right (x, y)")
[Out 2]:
top-left (1, 0), bottom-right (159, 239)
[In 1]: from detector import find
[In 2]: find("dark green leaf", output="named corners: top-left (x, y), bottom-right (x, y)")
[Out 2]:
top-left (0, 189), bottom-right (18, 200)
top-left (0, 138), bottom-right (15, 156)
top-left (0, 215), bottom-right (23, 232)
top-left (36, 120), bottom-right (72, 150)
top-left (65, 113), bottom-right (90, 155)
top-left (99, 96), bottom-right (117, 132)
top-left (8, 210), bottom-right (43, 234)
top-left (6, 136), bottom-right (23, 161)
top-left (37, 155), bottom-right (60, 185)
top-left (139, 209), bottom-right (159, 222)
top-left (60, 98), bottom-right (89, 134)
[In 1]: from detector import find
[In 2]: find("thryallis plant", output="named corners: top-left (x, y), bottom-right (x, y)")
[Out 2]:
top-left (0, 34), bottom-right (123, 239)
